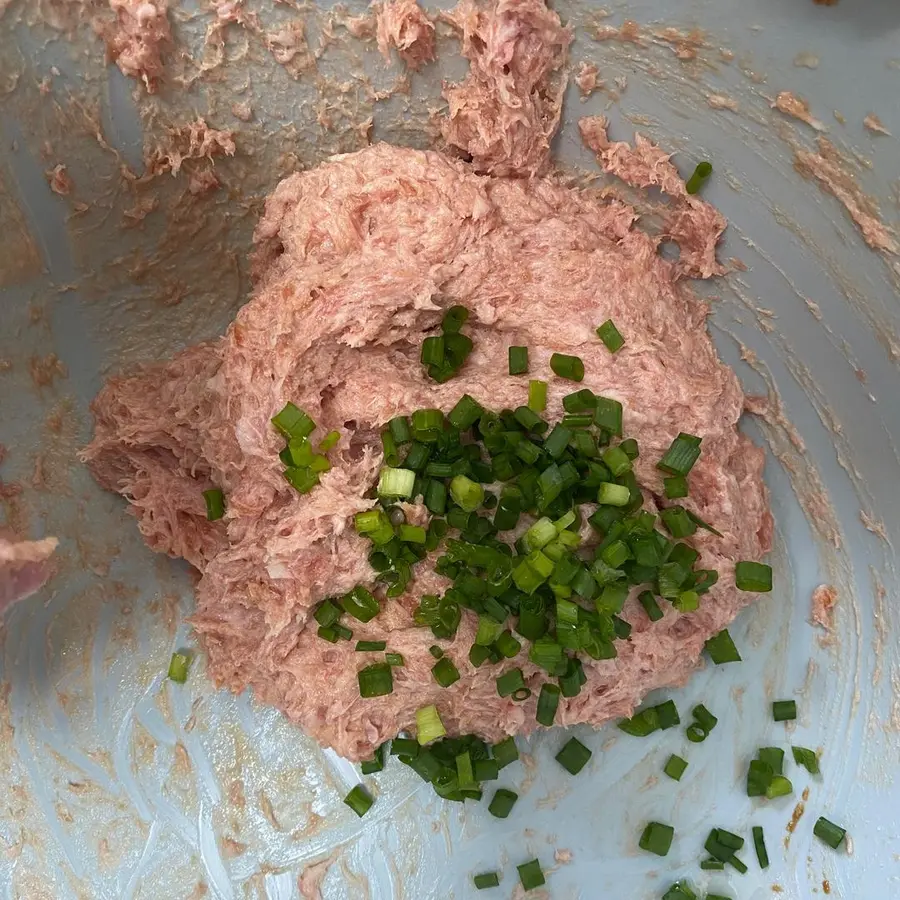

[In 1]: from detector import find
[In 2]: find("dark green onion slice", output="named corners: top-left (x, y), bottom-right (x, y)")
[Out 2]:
top-left (792, 746), bottom-right (820, 775)
top-left (704, 827), bottom-right (743, 863)
top-left (385, 653), bottom-right (404, 667)
top-left (550, 353), bottom-right (585, 382)
top-left (355, 640), bottom-right (387, 652)
top-left (594, 397), bottom-right (623, 436)
top-left (473, 872), bottom-right (501, 890)
top-left (752, 826), bottom-right (769, 869)
top-left (390, 737), bottom-right (419, 757)
top-left (448, 394), bottom-right (484, 430)
top-left (536, 683), bottom-right (561, 726)
top-left (421, 335), bottom-right (445, 367)
top-left (474, 758), bottom-right (499, 782)
top-left (692, 704), bottom-right (717, 732)
top-left (319, 430), bottom-right (341, 452)
top-left (334, 623), bottom-right (353, 641)
top-left (492, 736), bottom-right (518, 768)
top-left (619, 438), bottom-right (639, 459)
top-left (361, 743), bottom-right (385, 775)
top-left (271, 401), bottom-right (315, 440)
top-left (442, 305), bottom-right (469, 334)
top-left (432, 657), bottom-right (461, 687)
top-left (168, 651), bottom-right (192, 683)
top-left (317, 626), bottom-right (339, 643)
top-left (657, 432), bottom-right (702, 476)
top-left (686, 723), bottom-right (708, 743)
top-left (813, 816), bottom-right (846, 850)
top-left (700, 858), bottom-right (725, 871)
top-left (639, 821), bottom-right (674, 857)
top-left (388, 416), bottom-right (411, 445)
top-left (758, 747), bottom-right (784, 775)
top-left (496, 668), bottom-right (526, 698)
top-left (618, 706), bottom-right (660, 737)
top-left (343, 784), bottom-right (374, 817)
top-left (203, 488), bottom-right (225, 521)
top-left (662, 882), bottom-right (698, 900)
top-left (639, 590), bottom-right (664, 622)
top-left (772, 699), bottom-right (797, 722)
top-left (735, 560), bottom-right (773, 592)
top-left (358, 662), bottom-right (393, 698)
top-left (685, 160), bottom-right (713, 195)
top-left (314, 600), bottom-right (342, 627)
top-left (747, 758), bottom-right (774, 797)
top-left (516, 859), bottom-right (544, 890)
top-left (664, 754), bottom-right (688, 781)
top-left (596, 319), bottom-right (625, 353)
top-left (660, 505), bottom-right (696, 538)
top-left (508, 345), bottom-right (529, 375)
top-left (555, 736), bottom-right (592, 775)
top-left (284, 467), bottom-right (320, 494)
top-left (341, 586), bottom-right (380, 623)
top-left (488, 788), bottom-right (518, 819)
top-left (704, 629), bottom-right (742, 663)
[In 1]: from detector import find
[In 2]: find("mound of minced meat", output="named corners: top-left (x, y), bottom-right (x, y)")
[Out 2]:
top-left (82, 0), bottom-right (771, 761)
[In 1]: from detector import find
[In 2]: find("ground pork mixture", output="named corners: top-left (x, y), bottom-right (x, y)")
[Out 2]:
top-left (0, 537), bottom-right (58, 612)
top-left (82, 0), bottom-right (771, 761)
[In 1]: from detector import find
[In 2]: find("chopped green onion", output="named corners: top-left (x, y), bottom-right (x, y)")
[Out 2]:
top-left (343, 784), bottom-right (374, 817)
top-left (341, 586), bottom-right (380, 623)
top-left (618, 707), bottom-right (660, 737)
top-left (664, 754), bottom-right (688, 781)
top-left (562, 413), bottom-right (593, 428)
top-left (747, 758), bottom-right (774, 797)
top-left (473, 872), bottom-right (501, 890)
top-left (705, 629), bottom-right (742, 663)
top-left (639, 821), bottom-right (674, 857)
top-left (283, 438), bottom-right (314, 467)
top-left (496, 668), bottom-right (526, 698)
top-left (673, 589), bottom-right (699, 612)
top-left (203, 488), bottom-right (225, 521)
top-left (657, 432), bottom-right (702, 476)
top-left (319, 429), bottom-right (341, 452)
top-left (432, 657), bottom-right (460, 687)
top-left (271, 402), bottom-right (315, 440)
top-left (492, 736), bottom-right (518, 768)
top-left (284, 467), bottom-right (320, 494)
top-left (601, 446), bottom-right (631, 477)
top-left (597, 482), bottom-right (631, 506)
top-left (381, 430), bottom-right (400, 467)
top-left (758, 746), bottom-right (784, 775)
top-left (489, 788), bottom-right (518, 819)
top-left (475, 616), bottom-right (505, 647)
top-left (390, 737), bottom-right (419, 757)
top-left (735, 560), bottom-right (773, 592)
top-left (421, 335), bottom-right (445, 367)
top-left (442, 305), bottom-right (469, 333)
top-left (516, 859), bottom-right (544, 891)
top-left (685, 160), bottom-right (713, 195)
top-left (385, 653), bottom-right (404, 666)
top-left (450, 474), bottom-right (484, 511)
top-left (594, 397), bottom-right (623, 436)
top-left (639, 590), bottom-right (664, 622)
top-left (415, 705), bottom-right (446, 744)
top-left (664, 475), bottom-right (688, 499)
top-left (562, 388), bottom-right (595, 413)
top-left (398, 524), bottom-right (426, 544)
top-left (700, 859), bottom-right (725, 871)
top-left (813, 816), bottom-right (846, 850)
top-left (361, 743), bottom-right (385, 775)
top-left (377, 467), bottom-right (416, 498)
top-left (494, 630), bottom-right (522, 658)
top-left (773, 699), bottom-right (797, 722)
top-left (596, 319), bottom-right (625, 352)
top-left (317, 626), bottom-right (339, 643)
top-left (528, 379), bottom-right (548, 413)
top-left (704, 827), bottom-right (743, 864)
top-left (660, 506), bottom-right (696, 538)
top-left (448, 394), bottom-right (484, 430)
top-left (536, 683), bottom-right (561, 726)
top-left (752, 826), bottom-right (769, 869)
top-left (692, 703), bottom-right (717, 732)
top-left (474, 758), bottom-right (499, 782)
top-left (428, 645), bottom-right (444, 659)
top-left (662, 882), bottom-right (698, 900)
top-left (358, 662), bottom-right (393, 698)
top-left (411, 408), bottom-right (444, 440)
top-left (509, 345), bottom-right (529, 375)
top-left (687, 724), bottom-right (707, 743)
top-left (355, 640), bottom-right (387, 652)
top-left (550, 353), bottom-right (585, 382)
top-left (388, 416), bottom-right (411, 445)
top-left (335, 622), bottom-right (354, 640)
top-left (168, 651), bottom-right (192, 683)
top-left (792, 746), bottom-right (820, 775)
top-left (555, 737), bottom-right (592, 775)
top-left (619, 438), bottom-right (639, 460)
top-left (766, 774), bottom-right (793, 799)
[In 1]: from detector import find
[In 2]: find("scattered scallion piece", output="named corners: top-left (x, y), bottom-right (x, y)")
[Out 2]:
top-left (664, 475), bottom-right (688, 499)
top-left (773, 699), bottom-right (797, 722)
top-left (555, 737), bottom-right (592, 775)
top-left (528, 379), bottom-right (548, 413)
top-left (493, 736), bottom-right (518, 768)
top-left (320, 428), bottom-right (341, 451)
top-left (377, 467), bottom-right (416, 498)
top-left (664, 754), bottom-right (688, 781)
top-left (752, 825), bottom-right (769, 869)
top-left (735, 560), bottom-right (773, 592)
top-left (343, 784), bottom-right (374, 817)
top-left (699, 859), bottom-right (725, 871)
top-left (814, 816), bottom-right (846, 850)
top-left (391, 737), bottom-right (419, 757)
top-left (167, 651), bottom-right (192, 684)
top-left (358, 662), bottom-right (393, 698)
top-left (765, 774), bottom-right (793, 799)
top-left (432, 657), bottom-right (460, 687)
top-left (685, 160), bottom-right (713, 195)
top-left (496, 668), bottom-right (527, 698)
top-left (361, 743), bottom-right (385, 775)
top-left (473, 872), bottom-right (501, 890)
top-left (385, 652), bottom-right (404, 667)
top-left (639, 590), bottom-right (664, 622)
top-left (203, 488), bottom-right (225, 521)
top-left (704, 629), bottom-right (742, 664)
top-left (657, 432), bottom-right (702, 476)
top-left (792, 746), bottom-right (820, 775)
top-left (516, 859), bottom-right (545, 891)
top-left (596, 319), bottom-right (625, 353)
top-left (550, 352), bottom-right (585, 382)
top-left (355, 640), bottom-right (386, 652)
top-left (489, 788), bottom-right (518, 819)
top-left (509, 346), bottom-right (529, 375)
top-left (662, 882), bottom-right (698, 900)
top-left (639, 821), bottom-right (674, 857)
top-left (536, 683), bottom-right (561, 726)
top-left (271, 402), bottom-right (315, 440)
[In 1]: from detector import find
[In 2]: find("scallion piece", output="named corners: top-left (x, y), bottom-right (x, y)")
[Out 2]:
top-left (699, 859), bottom-right (725, 871)
top-left (639, 590), bottom-right (664, 622)
top-left (377, 467), bottom-right (416, 498)
top-left (203, 488), bottom-right (225, 521)
top-left (421, 335), bottom-right (445, 367)
top-left (735, 560), bottom-right (773, 592)
top-left (639, 821), bottom-right (674, 857)
top-left (509, 345), bottom-right (529, 375)
top-left (448, 394), bottom-right (484, 430)
top-left (555, 737), bottom-right (592, 775)
top-left (284, 467), bottom-right (320, 494)
top-left (693, 703), bottom-right (718, 732)
top-left (758, 747), bottom-right (784, 775)
top-left (385, 652), bottom-right (404, 667)
top-left (685, 160), bottom-right (713, 195)
top-left (536, 683), bottom-right (561, 726)
top-left (792, 746), bottom-right (820, 775)
top-left (597, 482), bottom-right (631, 506)
top-left (271, 402), bottom-right (315, 440)
top-left (528, 379), bottom-right (548, 413)
top-left (388, 416), bottom-right (411, 445)
top-left (619, 438), bottom-right (639, 459)
top-left (662, 882), bottom-right (698, 900)
top-left (358, 662), bottom-right (393, 698)
top-left (752, 825), bottom-right (769, 869)
top-left (391, 737), bottom-right (419, 757)
top-left (664, 754), bottom-right (688, 781)
top-left (473, 872), bottom-right (500, 890)
top-left (450, 474), bottom-right (484, 512)
top-left (432, 657), bottom-right (460, 687)
top-left (516, 859), bottom-right (544, 890)
top-left (343, 784), bottom-right (373, 817)
top-left (492, 736), bottom-right (518, 768)
top-left (664, 475), bottom-right (688, 499)
top-left (361, 743), bottom-right (385, 775)
top-left (704, 629), bottom-right (742, 664)
top-left (766, 774), bottom-right (793, 799)
top-left (355, 640), bottom-right (386, 652)
top-left (657, 432), bottom-right (702, 476)
top-left (550, 353), bottom-right (585, 382)
top-left (496, 667), bottom-right (526, 698)
top-left (381, 430), bottom-right (400, 467)
top-left (415, 704), bottom-right (446, 745)
top-left (773, 699), bottom-right (797, 722)
top-left (814, 816), bottom-right (846, 850)
top-left (596, 319), bottom-right (624, 352)
top-left (594, 397), bottom-right (623, 436)
top-left (399, 524), bottom-right (426, 544)
top-left (341, 586), bottom-right (380, 623)
top-left (442, 305), bottom-right (469, 334)
top-left (494, 630), bottom-right (521, 658)
top-left (168, 651), bottom-right (192, 683)
top-left (489, 788), bottom-right (518, 819)
top-left (618, 707), bottom-right (660, 737)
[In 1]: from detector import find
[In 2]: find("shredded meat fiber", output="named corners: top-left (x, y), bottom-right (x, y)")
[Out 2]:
top-left (83, 0), bottom-right (771, 760)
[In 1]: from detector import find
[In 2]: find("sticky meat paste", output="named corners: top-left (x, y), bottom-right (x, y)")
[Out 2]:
top-left (83, 0), bottom-right (771, 761)
top-left (0, 537), bottom-right (58, 612)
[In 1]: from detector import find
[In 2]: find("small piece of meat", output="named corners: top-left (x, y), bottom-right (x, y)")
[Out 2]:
top-left (811, 583), bottom-right (837, 630)
top-left (0, 537), bottom-right (58, 612)
top-left (374, 0), bottom-right (435, 71)
top-left (440, 0), bottom-right (572, 176)
top-left (574, 61), bottom-right (600, 98)
top-left (98, 0), bottom-right (172, 92)
top-left (84, 139), bottom-right (770, 761)
top-left (146, 117), bottom-right (236, 179)
top-left (578, 115), bottom-right (727, 279)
